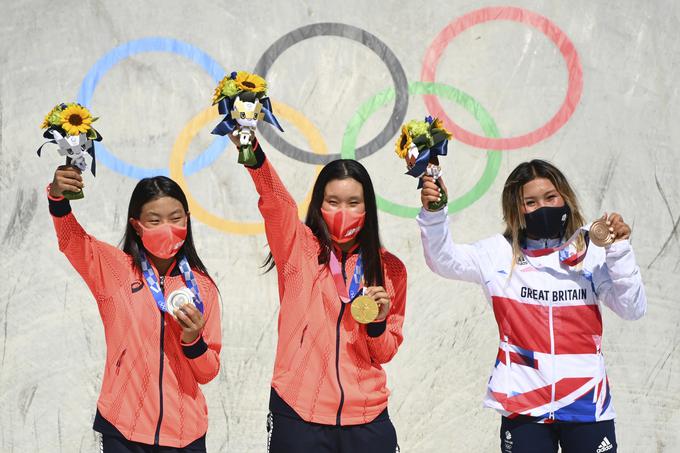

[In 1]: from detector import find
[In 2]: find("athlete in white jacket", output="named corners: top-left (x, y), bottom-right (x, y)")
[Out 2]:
top-left (417, 160), bottom-right (646, 453)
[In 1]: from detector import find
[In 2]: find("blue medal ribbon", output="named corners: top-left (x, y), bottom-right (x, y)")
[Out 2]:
top-left (140, 252), bottom-right (204, 314)
top-left (329, 251), bottom-right (364, 303)
top-left (348, 253), bottom-right (364, 301)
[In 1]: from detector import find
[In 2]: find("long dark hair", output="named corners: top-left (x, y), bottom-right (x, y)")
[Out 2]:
top-left (264, 159), bottom-right (384, 286)
top-left (502, 159), bottom-right (586, 264)
top-left (121, 176), bottom-right (213, 280)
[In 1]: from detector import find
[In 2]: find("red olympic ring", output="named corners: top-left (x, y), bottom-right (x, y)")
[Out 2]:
top-left (421, 6), bottom-right (583, 150)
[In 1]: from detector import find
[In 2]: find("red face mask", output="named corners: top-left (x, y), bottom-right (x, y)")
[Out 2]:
top-left (131, 220), bottom-right (187, 259)
top-left (321, 208), bottom-right (366, 244)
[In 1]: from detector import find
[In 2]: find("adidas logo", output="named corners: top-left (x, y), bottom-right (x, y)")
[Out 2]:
top-left (596, 437), bottom-right (613, 453)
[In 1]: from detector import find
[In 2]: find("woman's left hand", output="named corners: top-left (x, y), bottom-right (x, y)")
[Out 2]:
top-left (173, 303), bottom-right (206, 344)
top-left (604, 212), bottom-right (632, 242)
top-left (364, 286), bottom-right (391, 322)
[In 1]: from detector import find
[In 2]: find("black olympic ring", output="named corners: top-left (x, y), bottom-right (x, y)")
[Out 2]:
top-left (253, 22), bottom-right (409, 165)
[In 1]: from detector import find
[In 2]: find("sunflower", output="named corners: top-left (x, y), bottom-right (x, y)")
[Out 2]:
top-left (41, 105), bottom-right (65, 129)
top-left (395, 126), bottom-right (412, 159)
top-left (212, 77), bottom-right (240, 104)
top-left (431, 117), bottom-right (452, 139)
top-left (40, 113), bottom-right (51, 129)
top-left (212, 78), bottom-right (226, 104)
top-left (60, 104), bottom-right (93, 136)
top-left (234, 71), bottom-right (267, 94)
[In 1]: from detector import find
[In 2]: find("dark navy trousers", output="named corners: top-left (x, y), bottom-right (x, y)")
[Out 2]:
top-left (500, 416), bottom-right (617, 453)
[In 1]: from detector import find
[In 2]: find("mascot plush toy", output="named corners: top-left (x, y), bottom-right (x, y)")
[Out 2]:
top-left (211, 71), bottom-right (283, 165)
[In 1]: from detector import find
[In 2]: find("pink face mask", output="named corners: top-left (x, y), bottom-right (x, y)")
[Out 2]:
top-left (131, 220), bottom-right (187, 259)
top-left (321, 208), bottom-right (366, 244)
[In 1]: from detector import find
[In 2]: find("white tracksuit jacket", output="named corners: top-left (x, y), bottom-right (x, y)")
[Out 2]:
top-left (417, 208), bottom-right (647, 422)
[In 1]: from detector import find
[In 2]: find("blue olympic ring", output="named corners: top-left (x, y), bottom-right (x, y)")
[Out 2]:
top-left (77, 37), bottom-right (228, 179)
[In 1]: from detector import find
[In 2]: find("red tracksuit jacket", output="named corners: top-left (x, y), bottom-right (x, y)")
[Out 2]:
top-left (247, 150), bottom-right (407, 426)
top-left (49, 194), bottom-right (221, 447)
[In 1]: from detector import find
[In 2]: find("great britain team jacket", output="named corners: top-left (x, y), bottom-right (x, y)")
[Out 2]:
top-left (417, 207), bottom-right (646, 423)
top-left (246, 146), bottom-right (407, 426)
top-left (49, 193), bottom-right (221, 448)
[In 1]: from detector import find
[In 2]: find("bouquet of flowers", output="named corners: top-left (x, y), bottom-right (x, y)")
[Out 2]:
top-left (211, 71), bottom-right (283, 165)
top-left (394, 116), bottom-right (452, 211)
top-left (37, 103), bottom-right (102, 200)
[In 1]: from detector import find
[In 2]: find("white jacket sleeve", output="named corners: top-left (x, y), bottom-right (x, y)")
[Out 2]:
top-left (416, 208), bottom-right (490, 284)
top-left (592, 239), bottom-right (647, 320)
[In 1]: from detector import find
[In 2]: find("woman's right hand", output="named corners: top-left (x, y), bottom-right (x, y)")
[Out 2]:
top-left (420, 175), bottom-right (448, 211)
top-left (50, 165), bottom-right (83, 198)
top-left (228, 131), bottom-right (241, 148)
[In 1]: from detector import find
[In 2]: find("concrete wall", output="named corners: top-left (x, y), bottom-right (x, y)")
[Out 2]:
top-left (1, 0), bottom-right (678, 451)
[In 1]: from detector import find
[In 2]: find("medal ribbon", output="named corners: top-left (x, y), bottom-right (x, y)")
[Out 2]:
top-left (140, 251), bottom-right (204, 314)
top-left (328, 251), bottom-right (364, 303)
top-left (522, 227), bottom-right (592, 267)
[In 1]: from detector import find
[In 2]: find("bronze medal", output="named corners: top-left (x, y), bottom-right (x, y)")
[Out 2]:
top-left (351, 295), bottom-right (379, 324)
top-left (589, 219), bottom-right (614, 247)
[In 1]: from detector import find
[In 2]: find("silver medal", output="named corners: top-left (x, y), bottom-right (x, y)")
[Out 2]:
top-left (166, 287), bottom-right (196, 315)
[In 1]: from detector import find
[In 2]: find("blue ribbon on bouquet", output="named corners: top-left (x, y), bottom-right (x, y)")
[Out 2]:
top-left (211, 95), bottom-right (284, 137)
top-left (36, 126), bottom-right (101, 176)
top-left (405, 117), bottom-right (450, 189)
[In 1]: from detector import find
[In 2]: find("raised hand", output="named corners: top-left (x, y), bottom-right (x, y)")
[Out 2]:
top-left (50, 165), bottom-right (84, 197)
top-left (420, 175), bottom-right (448, 211)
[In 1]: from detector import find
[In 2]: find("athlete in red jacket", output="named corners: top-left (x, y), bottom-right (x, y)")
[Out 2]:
top-left (240, 139), bottom-right (407, 453)
top-left (48, 166), bottom-right (221, 453)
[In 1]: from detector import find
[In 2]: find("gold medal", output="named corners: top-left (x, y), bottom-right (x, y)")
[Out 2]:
top-left (351, 295), bottom-right (380, 324)
top-left (589, 219), bottom-right (614, 247)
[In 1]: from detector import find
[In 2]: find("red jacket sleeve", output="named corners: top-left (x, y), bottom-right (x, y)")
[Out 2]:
top-left (181, 280), bottom-right (222, 384)
top-left (366, 253), bottom-right (407, 364)
top-left (245, 145), bottom-right (319, 268)
top-left (49, 196), bottom-right (127, 299)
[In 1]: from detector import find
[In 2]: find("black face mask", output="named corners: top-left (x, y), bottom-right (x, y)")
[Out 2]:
top-left (523, 205), bottom-right (571, 239)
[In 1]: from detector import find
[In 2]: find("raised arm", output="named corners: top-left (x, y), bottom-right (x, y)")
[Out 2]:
top-left (244, 140), bottom-right (317, 266)
top-left (416, 176), bottom-right (492, 284)
top-left (48, 166), bottom-right (126, 299)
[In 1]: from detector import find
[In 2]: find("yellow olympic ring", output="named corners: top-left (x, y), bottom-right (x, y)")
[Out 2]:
top-left (169, 101), bottom-right (327, 235)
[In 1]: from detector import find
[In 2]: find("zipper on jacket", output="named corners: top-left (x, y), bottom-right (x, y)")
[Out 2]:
top-left (154, 275), bottom-right (167, 445)
top-left (593, 346), bottom-right (602, 404)
top-left (548, 298), bottom-right (556, 420)
top-left (334, 251), bottom-right (348, 426)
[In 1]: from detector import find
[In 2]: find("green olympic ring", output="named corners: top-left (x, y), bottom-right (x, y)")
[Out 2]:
top-left (341, 81), bottom-right (502, 218)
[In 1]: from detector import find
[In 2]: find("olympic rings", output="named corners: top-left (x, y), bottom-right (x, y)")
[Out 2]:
top-left (253, 23), bottom-right (409, 165)
top-left (77, 37), bottom-right (230, 179)
top-left (77, 11), bottom-right (583, 229)
top-left (421, 6), bottom-right (583, 150)
top-left (168, 101), bottom-right (327, 235)
top-left (342, 81), bottom-right (502, 218)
